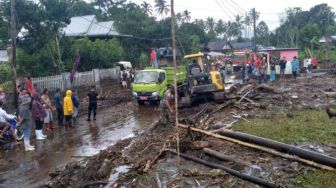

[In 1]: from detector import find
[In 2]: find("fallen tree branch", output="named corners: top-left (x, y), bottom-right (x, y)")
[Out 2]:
top-left (167, 149), bottom-right (277, 188)
top-left (256, 84), bottom-right (282, 94)
top-left (143, 143), bottom-right (166, 172)
top-left (203, 148), bottom-right (251, 166)
top-left (178, 124), bottom-right (335, 171)
top-left (237, 90), bottom-right (253, 104)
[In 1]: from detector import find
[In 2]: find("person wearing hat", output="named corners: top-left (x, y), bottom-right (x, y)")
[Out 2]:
top-left (160, 85), bottom-right (175, 124)
top-left (291, 56), bottom-right (299, 79)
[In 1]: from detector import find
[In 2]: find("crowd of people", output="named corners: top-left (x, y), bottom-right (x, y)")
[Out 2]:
top-left (120, 67), bottom-right (137, 89)
top-left (0, 77), bottom-right (99, 152)
top-left (211, 54), bottom-right (310, 84)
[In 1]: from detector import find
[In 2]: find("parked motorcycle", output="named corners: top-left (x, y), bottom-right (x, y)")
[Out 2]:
top-left (0, 115), bottom-right (24, 143)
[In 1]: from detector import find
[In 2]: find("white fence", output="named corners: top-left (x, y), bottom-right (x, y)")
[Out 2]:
top-left (32, 67), bottom-right (120, 91)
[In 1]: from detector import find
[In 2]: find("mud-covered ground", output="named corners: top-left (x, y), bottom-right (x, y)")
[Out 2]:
top-left (42, 70), bottom-right (336, 188)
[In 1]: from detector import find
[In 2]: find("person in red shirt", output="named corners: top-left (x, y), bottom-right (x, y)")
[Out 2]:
top-left (25, 77), bottom-right (33, 95)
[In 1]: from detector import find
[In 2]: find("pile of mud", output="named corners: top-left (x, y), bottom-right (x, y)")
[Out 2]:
top-left (46, 72), bottom-right (336, 187)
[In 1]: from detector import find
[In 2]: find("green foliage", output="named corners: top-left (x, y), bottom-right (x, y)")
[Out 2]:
top-left (256, 21), bottom-right (270, 46)
top-left (71, 38), bottom-right (124, 71)
top-left (138, 52), bottom-right (149, 69)
top-left (272, 3), bottom-right (335, 49)
top-left (0, 62), bottom-right (12, 82)
top-left (299, 24), bottom-right (321, 49)
top-left (234, 109), bottom-right (336, 144)
top-left (67, 0), bottom-right (99, 17)
top-left (177, 23), bottom-right (208, 54)
top-left (293, 170), bottom-right (336, 188)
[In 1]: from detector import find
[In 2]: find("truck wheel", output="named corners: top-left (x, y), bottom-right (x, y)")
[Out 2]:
top-left (213, 92), bottom-right (225, 103)
top-left (137, 100), bottom-right (145, 105)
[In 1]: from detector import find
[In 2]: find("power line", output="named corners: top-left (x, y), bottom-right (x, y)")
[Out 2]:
top-left (215, 0), bottom-right (234, 21)
top-left (224, 0), bottom-right (245, 15)
top-left (218, 0), bottom-right (238, 19)
top-left (228, 0), bottom-right (246, 13)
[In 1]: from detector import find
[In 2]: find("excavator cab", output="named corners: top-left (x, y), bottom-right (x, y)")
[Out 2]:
top-left (183, 53), bottom-right (225, 102)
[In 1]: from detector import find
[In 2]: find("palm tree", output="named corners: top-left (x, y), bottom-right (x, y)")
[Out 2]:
top-left (176, 12), bottom-right (183, 25)
top-left (215, 19), bottom-right (225, 38)
top-left (141, 1), bottom-right (153, 15)
top-left (206, 17), bottom-right (215, 32)
top-left (154, 0), bottom-right (170, 17)
top-left (194, 19), bottom-right (206, 30)
top-left (234, 15), bottom-right (244, 38)
top-left (182, 10), bottom-right (191, 23)
top-left (244, 14), bottom-right (251, 38)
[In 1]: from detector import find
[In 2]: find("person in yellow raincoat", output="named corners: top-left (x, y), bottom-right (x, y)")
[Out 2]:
top-left (63, 90), bottom-right (74, 128)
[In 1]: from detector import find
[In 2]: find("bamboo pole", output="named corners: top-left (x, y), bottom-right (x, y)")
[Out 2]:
top-left (171, 0), bottom-right (180, 164)
top-left (178, 124), bottom-right (335, 171)
top-left (10, 0), bottom-right (18, 108)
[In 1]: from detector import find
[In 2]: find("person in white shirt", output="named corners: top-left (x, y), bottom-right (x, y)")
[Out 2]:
top-left (0, 101), bottom-right (20, 144)
top-left (307, 57), bottom-right (312, 74)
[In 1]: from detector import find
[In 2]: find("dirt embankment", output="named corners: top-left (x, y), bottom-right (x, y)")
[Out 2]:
top-left (46, 72), bottom-right (336, 187)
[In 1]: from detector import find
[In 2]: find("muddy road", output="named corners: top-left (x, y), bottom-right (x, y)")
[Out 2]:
top-left (0, 99), bottom-right (158, 187)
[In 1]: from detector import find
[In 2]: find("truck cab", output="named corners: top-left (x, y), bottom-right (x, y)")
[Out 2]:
top-left (132, 69), bottom-right (166, 105)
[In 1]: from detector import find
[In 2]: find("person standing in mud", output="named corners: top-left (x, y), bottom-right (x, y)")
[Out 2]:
top-left (87, 87), bottom-right (99, 121)
top-left (54, 88), bottom-right (63, 126)
top-left (160, 85), bottom-right (175, 124)
top-left (71, 90), bottom-right (79, 124)
top-left (279, 57), bottom-right (287, 80)
top-left (18, 87), bottom-right (35, 151)
top-left (63, 90), bottom-right (74, 128)
top-left (32, 93), bottom-right (47, 140)
top-left (41, 89), bottom-right (56, 131)
top-left (269, 58), bottom-right (276, 82)
top-left (291, 56), bottom-right (299, 80)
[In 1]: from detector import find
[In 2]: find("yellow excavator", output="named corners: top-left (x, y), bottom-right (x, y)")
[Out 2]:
top-left (181, 52), bottom-right (225, 104)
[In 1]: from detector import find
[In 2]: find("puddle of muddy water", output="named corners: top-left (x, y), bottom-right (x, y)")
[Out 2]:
top-left (106, 165), bottom-right (131, 187)
top-left (0, 106), bottom-right (158, 188)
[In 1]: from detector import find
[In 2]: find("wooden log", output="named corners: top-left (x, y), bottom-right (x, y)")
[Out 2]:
top-left (178, 124), bottom-right (335, 171)
top-left (203, 148), bottom-right (251, 166)
top-left (237, 90), bottom-right (253, 104)
top-left (256, 84), bottom-right (282, 94)
top-left (237, 84), bottom-right (254, 95)
top-left (167, 149), bottom-right (277, 188)
top-left (218, 129), bottom-right (336, 169)
top-left (193, 141), bottom-right (210, 149)
top-left (143, 143), bottom-right (166, 172)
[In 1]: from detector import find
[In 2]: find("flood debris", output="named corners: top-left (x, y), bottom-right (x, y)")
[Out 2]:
top-left (45, 72), bottom-right (336, 187)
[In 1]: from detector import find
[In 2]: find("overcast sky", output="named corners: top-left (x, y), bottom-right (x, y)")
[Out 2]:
top-left (129, 0), bottom-right (336, 30)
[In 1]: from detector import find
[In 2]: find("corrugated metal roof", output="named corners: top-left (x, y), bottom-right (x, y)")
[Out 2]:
top-left (0, 50), bottom-right (9, 62)
top-left (63, 15), bottom-right (119, 37)
top-left (63, 15), bottom-right (95, 37)
top-left (87, 21), bottom-right (119, 37)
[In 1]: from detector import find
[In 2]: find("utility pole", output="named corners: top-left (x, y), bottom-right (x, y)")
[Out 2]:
top-left (252, 8), bottom-right (257, 52)
top-left (325, 13), bottom-right (330, 61)
top-left (171, 0), bottom-right (180, 163)
top-left (11, 0), bottom-right (18, 108)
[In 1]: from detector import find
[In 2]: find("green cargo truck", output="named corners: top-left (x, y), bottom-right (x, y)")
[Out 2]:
top-left (132, 66), bottom-right (187, 105)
